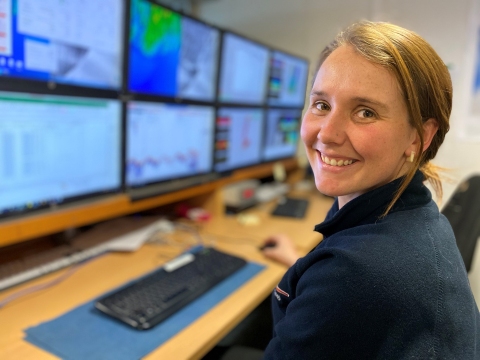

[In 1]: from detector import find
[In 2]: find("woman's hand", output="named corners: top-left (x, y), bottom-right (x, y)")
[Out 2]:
top-left (260, 234), bottom-right (300, 267)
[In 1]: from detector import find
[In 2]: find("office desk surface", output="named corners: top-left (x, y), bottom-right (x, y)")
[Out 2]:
top-left (0, 191), bottom-right (333, 360)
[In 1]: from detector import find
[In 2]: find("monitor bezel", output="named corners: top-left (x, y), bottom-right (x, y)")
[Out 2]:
top-left (267, 49), bottom-right (310, 109)
top-left (124, 99), bottom-right (218, 197)
top-left (124, 0), bottom-right (221, 105)
top-left (261, 107), bottom-right (303, 163)
top-left (0, 90), bottom-right (124, 220)
top-left (0, 0), bottom-right (126, 97)
top-left (213, 106), bottom-right (268, 174)
top-left (216, 30), bottom-right (272, 107)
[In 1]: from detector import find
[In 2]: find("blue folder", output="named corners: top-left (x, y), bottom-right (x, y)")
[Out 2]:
top-left (24, 258), bottom-right (265, 360)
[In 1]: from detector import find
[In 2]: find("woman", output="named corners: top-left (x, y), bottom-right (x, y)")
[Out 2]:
top-left (261, 21), bottom-right (480, 359)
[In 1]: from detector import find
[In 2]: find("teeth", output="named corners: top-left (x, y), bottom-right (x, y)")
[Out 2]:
top-left (321, 155), bottom-right (353, 167)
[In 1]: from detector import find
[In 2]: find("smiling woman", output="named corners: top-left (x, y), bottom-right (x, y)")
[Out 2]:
top-left (260, 21), bottom-right (480, 360)
top-left (302, 45), bottom-right (425, 208)
top-left (307, 22), bottom-right (451, 212)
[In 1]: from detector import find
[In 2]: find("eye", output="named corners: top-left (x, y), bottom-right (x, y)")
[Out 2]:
top-left (357, 109), bottom-right (376, 119)
top-left (314, 102), bottom-right (330, 111)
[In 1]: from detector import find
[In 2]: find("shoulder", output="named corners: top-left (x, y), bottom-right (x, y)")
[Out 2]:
top-left (297, 201), bottom-right (448, 304)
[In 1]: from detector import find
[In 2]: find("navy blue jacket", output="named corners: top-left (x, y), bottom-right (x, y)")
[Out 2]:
top-left (264, 171), bottom-right (480, 359)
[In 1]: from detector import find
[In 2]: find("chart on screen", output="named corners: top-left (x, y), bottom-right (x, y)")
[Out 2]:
top-left (126, 101), bottom-right (215, 186)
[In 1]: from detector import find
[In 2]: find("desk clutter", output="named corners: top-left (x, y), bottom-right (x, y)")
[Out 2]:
top-left (24, 246), bottom-right (265, 360)
top-left (224, 180), bottom-right (290, 214)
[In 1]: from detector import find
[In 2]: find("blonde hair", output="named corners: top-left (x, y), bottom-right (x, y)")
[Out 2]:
top-left (316, 21), bottom-right (452, 215)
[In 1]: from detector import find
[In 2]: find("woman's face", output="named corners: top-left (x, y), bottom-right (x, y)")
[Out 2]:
top-left (301, 45), bottom-right (417, 208)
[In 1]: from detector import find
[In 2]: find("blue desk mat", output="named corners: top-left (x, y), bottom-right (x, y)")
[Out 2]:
top-left (24, 258), bottom-right (265, 360)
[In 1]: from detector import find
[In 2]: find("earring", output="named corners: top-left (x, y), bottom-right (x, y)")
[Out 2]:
top-left (407, 151), bottom-right (415, 163)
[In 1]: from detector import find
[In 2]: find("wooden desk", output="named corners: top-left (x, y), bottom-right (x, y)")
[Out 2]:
top-left (0, 189), bottom-right (333, 360)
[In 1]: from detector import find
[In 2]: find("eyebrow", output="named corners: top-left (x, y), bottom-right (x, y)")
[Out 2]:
top-left (352, 97), bottom-right (389, 111)
top-left (310, 91), bottom-right (389, 112)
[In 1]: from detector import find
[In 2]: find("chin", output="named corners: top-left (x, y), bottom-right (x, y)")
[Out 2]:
top-left (313, 177), bottom-right (343, 198)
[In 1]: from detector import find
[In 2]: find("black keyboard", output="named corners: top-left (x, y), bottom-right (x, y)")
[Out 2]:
top-left (271, 197), bottom-right (309, 218)
top-left (95, 247), bottom-right (247, 330)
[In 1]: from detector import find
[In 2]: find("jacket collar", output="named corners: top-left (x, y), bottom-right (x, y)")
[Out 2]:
top-left (314, 171), bottom-right (431, 238)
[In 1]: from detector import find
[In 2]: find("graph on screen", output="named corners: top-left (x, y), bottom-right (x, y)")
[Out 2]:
top-left (218, 33), bottom-right (270, 105)
top-left (0, 91), bottom-right (121, 217)
top-left (128, 0), bottom-right (219, 101)
top-left (263, 108), bottom-right (301, 161)
top-left (214, 108), bottom-right (264, 172)
top-left (126, 102), bottom-right (215, 186)
top-left (268, 51), bottom-right (308, 107)
top-left (0, 0), bottom-right (124, 90)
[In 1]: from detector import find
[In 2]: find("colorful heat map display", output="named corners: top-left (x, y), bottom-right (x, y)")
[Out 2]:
top-left (128, 0), bottom-right (219, 101)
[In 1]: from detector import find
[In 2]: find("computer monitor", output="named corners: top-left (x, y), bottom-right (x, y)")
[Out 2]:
top-left (0, 0), bottom-right (124, 90)
top-left (214, 107), bottom-right (264, 172)
top-left (218, 33), bottom-right (270, 105)
top-left (0, 91), bottom-right (122, 218)
top-left (263, 108), bottom-right (302, 161)
top-left (268, 51), bottom-right (309, 107)
top-left (128, 0), bottom-right (220, 102)
top-left (126, 101), bottom-right (215, 192)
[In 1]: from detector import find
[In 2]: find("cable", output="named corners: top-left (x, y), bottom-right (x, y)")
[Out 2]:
top-left (147, 221), bottom-right (205, 248)
top-left (0, 221), bottom-right (244, 309)
top-left (0, 255), bottom-right (103, 310)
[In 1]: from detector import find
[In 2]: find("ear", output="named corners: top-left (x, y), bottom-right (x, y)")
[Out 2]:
top-left (405, 118), bottom-right (439, 157)
top-left (420, 118), bottom-right (439, 151)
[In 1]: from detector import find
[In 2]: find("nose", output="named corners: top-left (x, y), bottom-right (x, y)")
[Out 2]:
top-left (316, 109), bottom-right (346, 145)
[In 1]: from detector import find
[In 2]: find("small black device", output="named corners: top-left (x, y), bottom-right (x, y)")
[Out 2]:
top-left (259, 242), bottom-right (277, 251)
top-left (271, 197), bottom-right (309, 219)
top-left (95, 247), bottom-right (247, 330)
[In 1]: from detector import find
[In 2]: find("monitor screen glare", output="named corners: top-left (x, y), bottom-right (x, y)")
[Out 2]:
top-left (128, 0), bottom-right (220, 101)
top-left (126, 101), bottom-right (215, 186)
top-left (0, 0), bottom-right (124, 90)
top-left (0, 91), bottom-right (122, 217)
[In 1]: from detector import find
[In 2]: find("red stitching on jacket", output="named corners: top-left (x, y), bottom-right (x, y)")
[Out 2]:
top-left (276, 285), bottom-right (290, 297)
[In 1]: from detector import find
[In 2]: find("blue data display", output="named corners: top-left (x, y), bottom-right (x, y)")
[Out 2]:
top-left (263, 108), bottom-right (301, 161)
top-left (214, 108), bottom-right (264, 172)
top-left (218, 33), bottom-right (270, 105)
top-left (0, 91), bottom-right (122, 217)
top-left (126, 101), bottom-right (215, 186)
top-left (268, 51), bottom-right (309, 107)
top-left (128, 0), bottom-right (219, 101)
top-left (0, 0), bottom-right (124, 90)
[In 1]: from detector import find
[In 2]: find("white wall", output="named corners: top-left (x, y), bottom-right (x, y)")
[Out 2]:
top-left (198, 0), bottom-right (480, 301)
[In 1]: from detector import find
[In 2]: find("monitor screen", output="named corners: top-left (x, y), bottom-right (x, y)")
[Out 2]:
top-left (126, 101), bottom-right (215, 187)
top-left (0, 91), bottom-right (122, 218)
top-left (263, 108), bottom-right (301, 161)
top-left (268, 51), bottom-right (309, 107)
top-left (214, 107), bottom-right (264, 172)
top-left (128, 0), bottom-right (220, 101)
top-left (218, 33), bottom-right (270, 105)
top-left (0, 0), bottom-right (124, 90)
